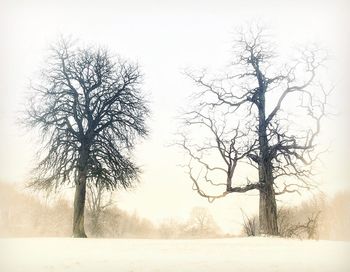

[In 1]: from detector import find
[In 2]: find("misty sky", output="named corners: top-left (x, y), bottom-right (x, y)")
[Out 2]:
top-left (0, 0), bottom-right (349, 233)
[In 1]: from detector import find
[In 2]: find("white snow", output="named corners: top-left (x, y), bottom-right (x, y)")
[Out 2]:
top-left (0, 237), bottom-right (349, 272)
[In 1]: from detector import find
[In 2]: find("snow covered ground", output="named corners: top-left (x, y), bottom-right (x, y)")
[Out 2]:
top-left (0, 237), bottom-right (349, 272)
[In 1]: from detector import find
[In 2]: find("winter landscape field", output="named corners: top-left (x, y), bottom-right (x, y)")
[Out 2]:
top-left (1, 237), bottom-right (349, 272)
top-left (1, 1), bottom-right (349, 272)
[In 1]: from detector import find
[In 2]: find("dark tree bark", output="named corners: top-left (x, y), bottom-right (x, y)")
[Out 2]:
top-left (72, 146), bottom-right (90, 237)
top-left (259, 183), bottom-right (278, 235)
top-left (179, 26), bottom-right (329, 236)
top-left (24, 38), bottom-right (149, 238)
top-left (73, 175), bottom-right (87, 237)
top-left (255, 46), bottom-right (279, 235)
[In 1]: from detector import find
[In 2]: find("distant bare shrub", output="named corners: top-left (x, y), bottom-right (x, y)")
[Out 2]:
top-left (278, 207), bottom-right (321, 239)
top-left (241, 210), bottom-right (259, 237)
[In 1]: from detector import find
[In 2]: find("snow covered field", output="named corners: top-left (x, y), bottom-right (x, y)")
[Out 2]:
top-left (0, 237), bottom-right (349, 272)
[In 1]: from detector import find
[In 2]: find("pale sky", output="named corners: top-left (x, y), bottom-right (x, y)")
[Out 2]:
top-left (0, 0), bottom-right (349, 233)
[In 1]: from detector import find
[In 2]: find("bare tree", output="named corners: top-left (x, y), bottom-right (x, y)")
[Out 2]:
top-left (179, 26), bottom-right (330, 235)
top-left (25, 38), bottom-right (149, 237)
top-left (187, 207), bottom-right (218, 237)
top-left (158, 218), bottom-right (185, 239)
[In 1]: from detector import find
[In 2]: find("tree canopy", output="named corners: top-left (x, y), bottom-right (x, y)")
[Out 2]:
top-left (25, 38), bottom-right (149, 237)
top-left (179, 27), bottom-right (330, 235)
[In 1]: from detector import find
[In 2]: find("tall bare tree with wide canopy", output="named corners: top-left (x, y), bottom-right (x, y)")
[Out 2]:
top-left (25, 39), bottom-right (149, 237)
top-left (179, 27), bottom-right (330, 235)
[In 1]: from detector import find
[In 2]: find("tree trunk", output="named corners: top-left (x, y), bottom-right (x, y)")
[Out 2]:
top-left (256, 74), bottom-right (279, 236)
top-left (259, 182), bottom-right (278, 235)
top-left (257, 135), bottom-right (279, 235)
top-left (73, 170), bottom-right (88, 238)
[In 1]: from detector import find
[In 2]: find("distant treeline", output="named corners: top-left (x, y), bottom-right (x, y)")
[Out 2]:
top-left (0, 182), bottom-right (349, 240)
top-left (0, 182), bottom-right (222, 238)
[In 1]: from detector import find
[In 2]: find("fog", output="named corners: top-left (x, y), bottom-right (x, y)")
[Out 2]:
top-left (0, 182), bottom-right (224, 238)
top-left (0, 0), bottom-right (349, 238)
top-left (1, 0), bottom-right (349, 233)
top-left (0, 1), bottom-right (349, 271)
top-left (0, 182), bottom-right (349, 241)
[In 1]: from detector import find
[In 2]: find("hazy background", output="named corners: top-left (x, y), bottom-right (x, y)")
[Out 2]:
top-left (0, 0), bottom-right (349, 234)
